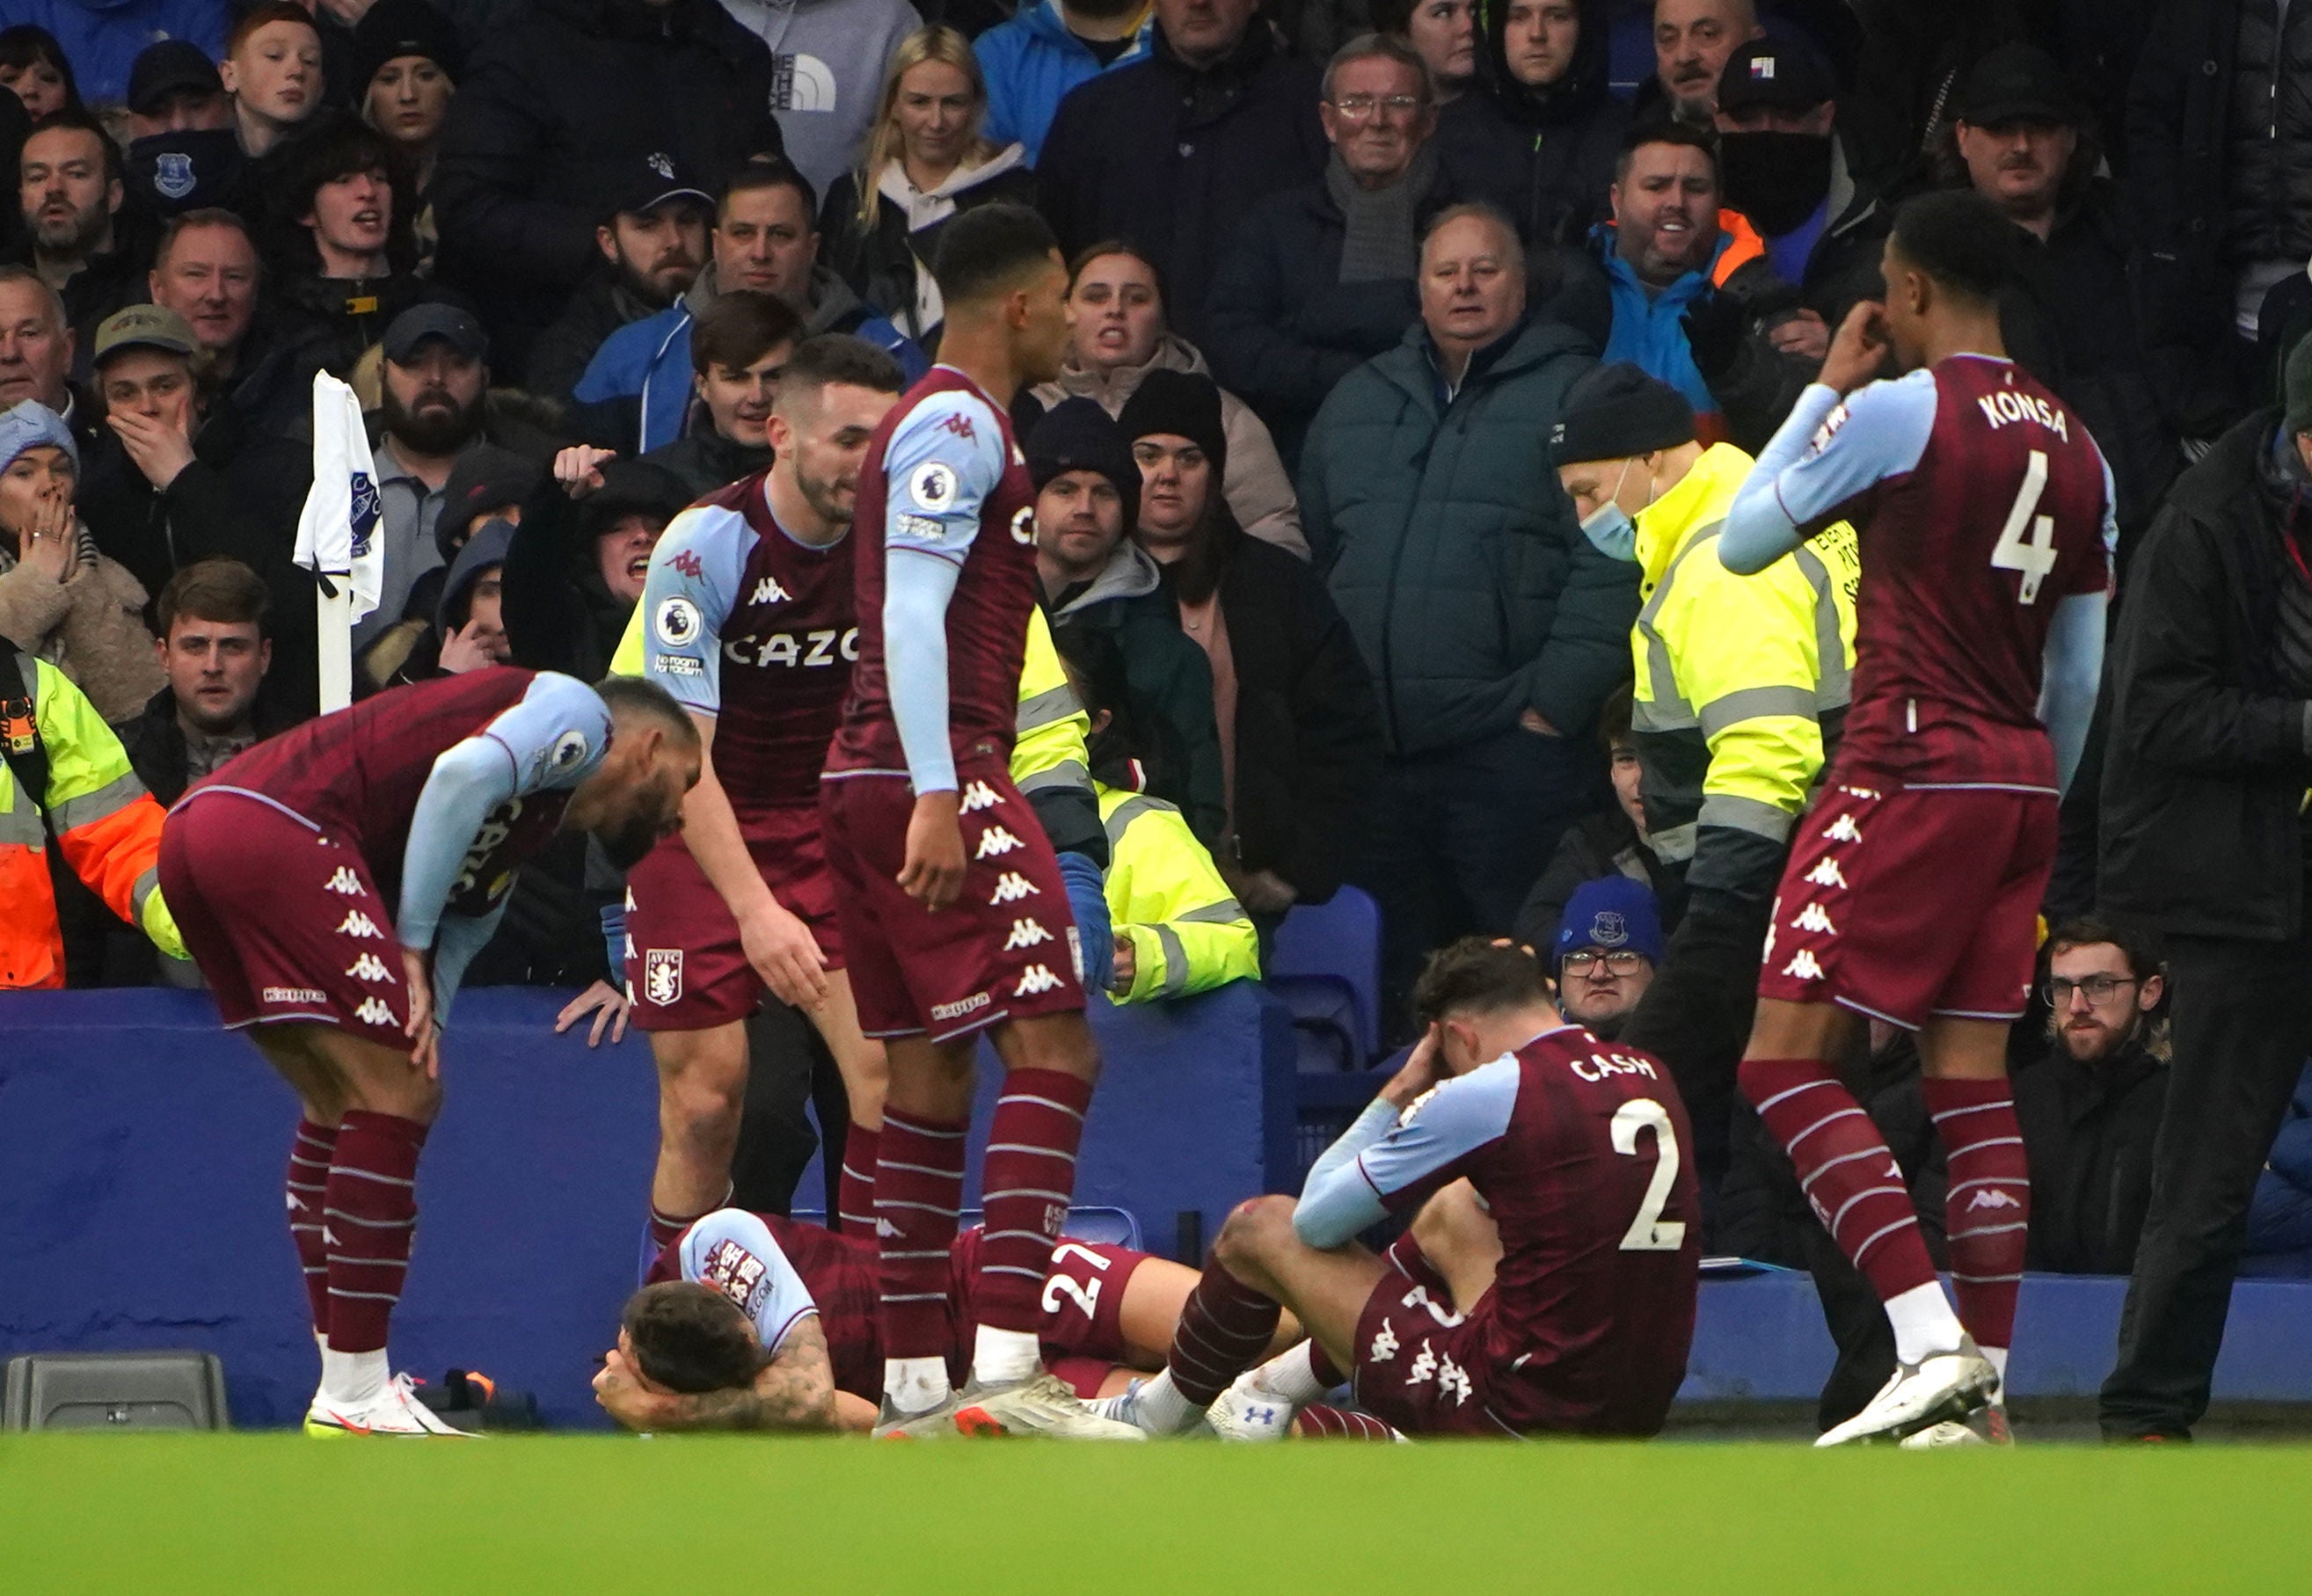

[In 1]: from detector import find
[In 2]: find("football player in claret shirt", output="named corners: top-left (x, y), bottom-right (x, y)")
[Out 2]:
top-left (818, 205), bottom-right (1140, 1439)
top-left (615, 335), bottom-right (908, 1256)
top-left (1719, 190), bottom-right (2113, 1447)
top-left (1098, 939), bottom-right (1701, 1440)
top-left (157, 671), bottom-right (701, 1437)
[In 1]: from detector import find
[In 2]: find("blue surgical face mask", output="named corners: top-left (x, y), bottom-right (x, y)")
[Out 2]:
top-left (1579, 460), bottom-right (1640, 562)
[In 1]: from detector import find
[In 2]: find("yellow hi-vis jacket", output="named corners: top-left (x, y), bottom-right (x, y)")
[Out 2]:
top-left (1096, 783), bottom-right (1259, 1002)
top-left (1629, 442), bottom-right (1860, 902)
top-left (0, 650), bottom-right (185, 987)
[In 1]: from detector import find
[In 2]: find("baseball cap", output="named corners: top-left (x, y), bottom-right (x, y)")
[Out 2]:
top-left (93, 304), bottom-right (201, 365)
top-left (608, 151), bottom-right (714, 222)
top-left (1954, 42), bottom-right (2080, 128)
top-left (1553, 877), bottom-right (1667, 971)
top-left (383, 302), bottom-right (488, 365)
top-left (127, 40), bottom-right (224, 116)
top-left (1717, 36), bottom-right (1838, 117)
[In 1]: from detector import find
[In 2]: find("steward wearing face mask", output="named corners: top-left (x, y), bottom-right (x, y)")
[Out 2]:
top-left (1551, 361), bottom-right (1856, 1227)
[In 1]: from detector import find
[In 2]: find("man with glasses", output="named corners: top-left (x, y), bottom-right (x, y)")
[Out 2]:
top-left (1551, 876), bottom-right (1662, 1037)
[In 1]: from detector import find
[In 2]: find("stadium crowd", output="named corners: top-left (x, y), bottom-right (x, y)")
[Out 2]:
top-left (1, 0), bottom-right (2308, 1446)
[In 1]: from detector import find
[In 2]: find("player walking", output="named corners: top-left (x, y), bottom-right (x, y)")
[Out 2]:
top-left (1718, 191), bottom-right (2113, 1446)
top-left (1098, 938), bottom-right (1699, 1439)
top-left (618, 336), bottom-right (908, 1250)
top-left (157, 669), bottom-right (700, 1436)
top-left (819, 204), bottom-right (1137, 1439)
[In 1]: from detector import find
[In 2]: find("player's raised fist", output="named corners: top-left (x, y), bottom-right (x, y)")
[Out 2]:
top-left (1820, 301), bottom-right (1893, 397)
top-left (897, 790), bottom-right (966, 910)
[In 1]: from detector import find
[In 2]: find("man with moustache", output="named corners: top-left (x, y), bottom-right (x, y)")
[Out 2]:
top-left (530, 157), bottom-right (716, 404)
top-left (1645, 0), bottom-right (1761, 124)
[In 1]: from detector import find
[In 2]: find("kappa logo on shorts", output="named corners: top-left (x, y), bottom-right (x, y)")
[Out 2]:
top-left (1014, 965), bottom-right (1063, 996)
top-left (1803, 859), bottom-right (1849, 891)
top-left (346, 952), bottom-right (394, 984)
top-left (643, 949), bottom-right (683, 1006)
top-left (930, 991), bottom-right (991, 1023)
top-left (1791, 903), bottom-right (1837, 936)
top-left (262, 986), bottom-right (327, 1005)
top-left (959, 780), bottom-right (1001, 813)
top-left (988, 871), bottom-right (1039, 905)
top-left (974, 825), bottom-right (1024, 859)
top-left (1407, 1342), bottom-right (1438, 1386)
top-left (353, 996), bottom-right (397, 1026)
top-left (1368, 1322), bottom-right (1399, 1363)
top-left (337, 909), bottom-right (383, 940)
top-left (324, 866), bottom-right (364, 896)
top-left (1781, 950), bottom-right (1826, 981)
top-left (1002, 917), bottom-right (1052, 951)
top-left (1822, 813), bottom-right (1863, 843)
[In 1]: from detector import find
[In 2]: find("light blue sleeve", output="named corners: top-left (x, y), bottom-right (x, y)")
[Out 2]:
top-left (1720, 374), bottom-right (1937, 574)
top-left (1293, 1060), bottom-right (1521, 1250)
top-left (396, 673), bottom-right (614, 950)
top-left (2040, 589), bottom-right (2106, 797)
top-left (679, 1208), bottom-right (820, 1355)
top-left (880, 390), bottom-right (1005, 795)
top-left (638, 504), bottom-right (753, 717)
top-left (430, 900), bottom-right (507, 1021)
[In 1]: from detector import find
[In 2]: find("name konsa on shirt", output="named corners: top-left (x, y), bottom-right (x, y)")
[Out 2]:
top-left (1974, 388), bottom-right (2070, 441)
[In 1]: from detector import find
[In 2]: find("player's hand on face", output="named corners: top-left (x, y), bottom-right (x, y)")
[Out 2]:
top-left (555, 979), bottom-right (631, 1046)
top-left (554, 445), bottom-right (616, 499)
top-left (1820, 301), bottom-right (1892, 396)
top-left (897, 790), bottom-right (966, 910)
top-left (401, 947), bottom-right (440, 1078)
top-left (740, 900), bottom-right (829, 1009)
top-left (594, 1346), bottom-right (682, 1430)
top-left (1382, 1023), bottom-right (1448, 1108)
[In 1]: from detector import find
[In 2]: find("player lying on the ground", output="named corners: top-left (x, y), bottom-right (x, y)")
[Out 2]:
top-left (1094, 938), bottom-right (1701, 1439)
top-left (590, 1210), bottom-right (1404, 1436)
top-left (156, 670), bottom-right (702, 1438)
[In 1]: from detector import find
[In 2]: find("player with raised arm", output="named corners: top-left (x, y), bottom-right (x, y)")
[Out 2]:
top-left (616, 335), bottom-right (908, 1252)
top-left (1718, 190), bottom-right (2114, 1447)
top-left (156, 670), bottom-right (701, 1437)
top-left (1097, 938), bottom-right (1701, 1440)
top-left (819, 204), bottom-right (1140, 1439)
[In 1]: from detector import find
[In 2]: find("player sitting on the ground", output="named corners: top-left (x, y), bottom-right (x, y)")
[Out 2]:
top-left (591, 1209), bottom-right (1411, 1436)
top-left (1097, 937), bottom-right (1702, 1439)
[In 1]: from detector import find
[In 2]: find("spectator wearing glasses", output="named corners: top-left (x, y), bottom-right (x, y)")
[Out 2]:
top-left (2014, 917), bottom-right (2168, 1278)
top-left (1551, 874), bottom-right (1663, 1038)
top-left (1206, 34), bottom-right (1448, 470)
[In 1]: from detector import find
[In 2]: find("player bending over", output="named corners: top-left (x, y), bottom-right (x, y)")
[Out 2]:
top-left (1720, 189), bottom-right (2112, 1447)
top-left (1098, 939), bottom-right (1701, 1439)
top-left (157, 670), bottom-right (700, 1437)
top-left (820, 205), bottom-right (1138, 1439)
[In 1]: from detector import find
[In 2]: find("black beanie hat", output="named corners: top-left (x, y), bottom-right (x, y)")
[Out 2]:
top-left (1550, 362), bottom-right (1697, 467)
top-left (1118, 368), bottom-right (1228, 479)
top-left (352, 0), bottom-right (466, 97)
top-left (1026, 397), bottom-right (1141, 533)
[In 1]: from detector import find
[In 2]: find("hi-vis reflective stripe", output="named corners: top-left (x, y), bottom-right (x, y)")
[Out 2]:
top-left (1633, 527), bottom-right (1725, 723)
top-left (1696, 684), bottom-right (1820, 740)
top-left (48, 769), bottom-right (144, 834)
top-left (1015, 682), bottom-right (1081, 733)
top-left (1695, 791), bottom-right (1794, 842)
top-left (1791, 543), bottom-right (1853, 708)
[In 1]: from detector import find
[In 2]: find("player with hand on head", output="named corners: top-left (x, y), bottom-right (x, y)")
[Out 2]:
top-left (1097, 938), bottom-right (1700, 1440)
top-left (157, 670), bottom-right (701, 1437)
top-left (819, 203), bottom-right (1142, 1439)
top-left (1719, 189), bottom-right (2114, 1447)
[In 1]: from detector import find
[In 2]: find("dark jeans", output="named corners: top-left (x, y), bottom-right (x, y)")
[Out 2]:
top-left (2100, 932), bottom-right (2312, 1439)
top-left (1351, 726), bottom-right (1601, 1039)
top-left (729, 1002), bottom-right (838, 1216)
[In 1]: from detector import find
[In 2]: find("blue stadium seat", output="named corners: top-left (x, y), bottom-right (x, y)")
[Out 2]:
top-left (1269, 885), bottom-right (1383, 1065)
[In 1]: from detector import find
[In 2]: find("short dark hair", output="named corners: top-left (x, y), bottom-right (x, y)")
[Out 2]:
top-left (720, 157), bottom-right (817, 229)
top-left (777, 332), bottom-right (904, 405)
top-left (274, 114), bottom-right (409, 273)
top-left (155, 208), bottom-right (260, 278)
top-left (1615, 117), bottom-right (1718, 184)
top-left (1596, 681), bottom-right (1634, 754)
top-left (21, 110), bottom-right (121, 189)
top-left (621, 1281), bottom-right (766, 1394)
top-left (594, 674), bottom-right (703, 750)
top-left (690, 288), bottom-right (803, 378)
top-left (931, 203), bottom-right (1059, 310)
top-left (157, 558), bottom-right (270, 638)
top-left (1411, 936), bottom-right (1551, 1028)
top-left (2046, 916), bottom-right (2162, 986)
top-left (1886, 189), bottom-right (2019, 305)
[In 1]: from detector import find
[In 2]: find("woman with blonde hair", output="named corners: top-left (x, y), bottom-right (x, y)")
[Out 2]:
top-left (818, 26), bottom-right (1034, 346)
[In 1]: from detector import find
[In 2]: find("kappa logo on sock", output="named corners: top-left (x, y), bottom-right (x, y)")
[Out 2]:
top-left (1838, 784), bottom-right (1882, 801)
top-left (337, 909), bottom-right (384, 940)
top-left (1966, 1188), bottom-right (2024, 1212)
top-left (1781, 950), bottom-right (1826, 981)
top-left (353, 996), bottom-right (397, 1026)
top-left (1014, 964), bottom-right (1062, 996)
top-left (959, 780), bottom-right (1002, 813)
top-left (1792, 903), bottom-right (1837, 936)
top-left (876, 1217), bottom-right (902, 1239)
top-left (1002, 917), bottom-right (1052, 951)
top-left (325, 866), bottom-right (364, 896)
top-left (975, 825), bottom-right (1024, 859)
top-left (988, 871), bottom-right (1039, 905)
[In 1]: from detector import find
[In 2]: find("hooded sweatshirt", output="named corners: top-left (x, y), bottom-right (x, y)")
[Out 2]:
top-left (1433, 0), bottom-right (1627, 247)
top-left (719, 0), bottom-right (922, 198)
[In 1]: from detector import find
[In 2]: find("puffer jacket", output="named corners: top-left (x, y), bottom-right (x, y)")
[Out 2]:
top-left (2225, 0), bottom-right (2312, 268)
top-left (1022, 332), bottom-right (1304, 555)
top-left (1300, 315), bottom-right (1636, 754)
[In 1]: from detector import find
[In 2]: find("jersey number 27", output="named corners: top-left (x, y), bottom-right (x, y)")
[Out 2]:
top-left (1990, 449), bottom-right (2057, 605)
top-left (1612, 1099), bottom-right (1687, 1252)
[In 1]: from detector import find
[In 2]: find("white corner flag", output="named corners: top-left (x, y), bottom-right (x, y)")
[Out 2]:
top-left (292, 370), bottom-right (384, 713)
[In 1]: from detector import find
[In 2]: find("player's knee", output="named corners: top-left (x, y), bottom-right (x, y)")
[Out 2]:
top-left (1214, 1196), bottom-right (1295, 1271)
top-left (661, 1071), bottom-right (745, 1151)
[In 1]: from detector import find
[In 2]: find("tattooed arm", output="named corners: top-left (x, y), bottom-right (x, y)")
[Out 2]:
top-left (594, 1317), bottom-right (840, 1432)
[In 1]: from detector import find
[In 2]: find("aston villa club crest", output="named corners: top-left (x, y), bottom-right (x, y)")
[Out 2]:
top-left (347, 470), bottom-right (381, 559)
top-left (154, 152), bottom-right (196, 201)
top-left (644, 949), bottom-right (683, 1006)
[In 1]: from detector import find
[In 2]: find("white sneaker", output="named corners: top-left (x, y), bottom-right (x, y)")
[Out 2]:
top-left (1206, 1374), bottom-right (1294, 1442)
top-left (304, 1372), bottom-right (477, 1438)
top-left (1816, 1339), bottom-right (1998, 1447)
top-left (952, 1370), bottom-right (1146, 1439)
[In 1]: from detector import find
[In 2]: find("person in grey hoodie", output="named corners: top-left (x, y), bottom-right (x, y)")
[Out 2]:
top-left (720, 0), bottom-right (919, 200)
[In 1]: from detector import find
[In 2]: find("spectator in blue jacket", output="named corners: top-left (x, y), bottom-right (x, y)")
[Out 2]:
top-left (570, 160), bottom-right (922, 455)
top-left (2247, 1065), bottom-right (2312, 1275)
top-left (974, 0), bottom-right (1154, 166)
top-left (0, 0), bottom-right (222, 111)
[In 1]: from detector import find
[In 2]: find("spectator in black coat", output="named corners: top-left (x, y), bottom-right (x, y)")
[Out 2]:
top-left (1037, 0), bottom-right (1328, 348)
top-left (527, 157), bottom-right (712, 404)
top-left (1127, 368), bottom-right (1382, 922)
top-left (503, 455), bottom-right (687, 681)
top-left (429, 0), bottom-right (782, 378)
top-left (1433, 0), bottom-right (1624, 250)
top-left (221, 4), bottom-right (325, 161)
top-left (265, 115), bottom-right (435, 381)
top-left (1372, 0), bottom-right (1477, 104)
top-left (145, 208), bottom-right (323, 445)
top-left (1511, 684), bottom-right (1676, 951)
top-left (11, 115), bottom-right (147, 365)
top-left (1205, 33), bottom-right (1443, 469)
top-left (2015, 918), bottom-right (2169, 1277)
top-left (350, 0), bottom-right (464, 277)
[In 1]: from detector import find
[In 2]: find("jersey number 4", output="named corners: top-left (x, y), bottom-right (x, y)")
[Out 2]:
top-left (1990, 448), bottom-right (2058, 605)
top-left (1612, 1098), bottom-right (1687, 1252)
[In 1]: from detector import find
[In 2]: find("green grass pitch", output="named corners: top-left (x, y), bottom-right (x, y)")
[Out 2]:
top-left (4, 1435), bottom-right (2304, 1592)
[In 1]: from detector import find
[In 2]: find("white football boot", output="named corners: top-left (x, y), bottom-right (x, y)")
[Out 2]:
top-left (304, 1372), bottom-right (477, 1438)
top-left (1816, 1337), bottom-right (1999, 1447)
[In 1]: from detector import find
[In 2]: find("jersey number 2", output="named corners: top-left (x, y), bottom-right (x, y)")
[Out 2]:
top-left (1990, 448), bottom-right (2057, 605)
top-left (1611, 1099), bottom-right (1688, 1252)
